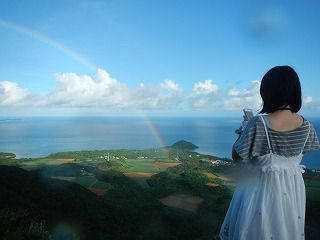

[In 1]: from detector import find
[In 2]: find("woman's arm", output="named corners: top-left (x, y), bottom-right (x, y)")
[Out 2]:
top-left (231, 123), bottom-right (248, 162)
top-left (232, 115), bottom-right (258, 162)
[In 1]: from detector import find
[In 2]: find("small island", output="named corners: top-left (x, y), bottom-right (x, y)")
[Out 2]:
top-left (169, 140), bottom-right (198, 150)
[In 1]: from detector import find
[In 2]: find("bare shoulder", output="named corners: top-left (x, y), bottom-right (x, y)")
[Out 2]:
top-left (267, 113), bottom-right (305, 132)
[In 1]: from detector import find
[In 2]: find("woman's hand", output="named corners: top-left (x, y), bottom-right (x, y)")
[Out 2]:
top-left (235, 115), bottom-right (249, 135)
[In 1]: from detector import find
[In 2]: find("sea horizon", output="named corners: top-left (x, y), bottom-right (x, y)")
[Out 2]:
top-left (1, 116), bottom-right (319, 169)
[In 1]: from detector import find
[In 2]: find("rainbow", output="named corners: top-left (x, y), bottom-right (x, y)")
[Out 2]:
top-left (141, 113), bottom-right (171, 157)
top-left (0, 18), bottom-right (99, 70)
top-left (0, 18), bottom-right (171, 156)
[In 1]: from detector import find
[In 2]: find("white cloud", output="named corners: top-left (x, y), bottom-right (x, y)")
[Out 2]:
top-left (190, 80), bottom-right (219, 108)
top-left (160, 79), bottom-right (180, 92)
top-left (130, 82), bottom-right (184, 110)
top-left (193, 80), bottom-right (218, 96)
top-left (224, 80), bottom-right (262, 111)
top-left (227, 88), bottom-right (240, 97)
top-left (303, 96), bottom-right (319, 110)
top-left (303, 96), bottom-right (313, 105)
top-left (0, 81), bottom-right (31, 106)
top-left (42, 69), bottom-right (184, 110)
top-left (45, 69), bottom-right (129, 107)
top-left (1, 69), bottom-right (317, 116)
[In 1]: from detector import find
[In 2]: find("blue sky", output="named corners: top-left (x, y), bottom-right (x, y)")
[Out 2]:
top-left (0, 0), bottom-right (320, 117)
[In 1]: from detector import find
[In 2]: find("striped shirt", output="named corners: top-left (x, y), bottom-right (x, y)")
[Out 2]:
top-left (234, 115), bottom-right (320, 160)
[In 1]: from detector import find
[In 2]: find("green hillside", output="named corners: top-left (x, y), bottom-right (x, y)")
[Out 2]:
top-left (0, 146), bottom-right (319, 240)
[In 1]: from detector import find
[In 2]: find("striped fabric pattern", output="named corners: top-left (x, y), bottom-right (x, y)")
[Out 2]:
top-left (234, 115), bottom-right (320, 160)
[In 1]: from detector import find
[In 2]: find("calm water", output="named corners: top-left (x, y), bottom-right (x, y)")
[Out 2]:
top-left (0, 117), bottom-right (319, 169)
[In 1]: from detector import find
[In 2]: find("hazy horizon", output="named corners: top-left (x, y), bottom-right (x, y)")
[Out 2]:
top-left (1, 116), bottom-right (319, 170)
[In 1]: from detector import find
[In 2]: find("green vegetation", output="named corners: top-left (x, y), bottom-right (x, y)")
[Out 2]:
top-left (91, 180), bottom-right (112, 189)
top-left (0, 152), bottom-right (16, 159)
top-left (48, 148), bottom-right (170, 161)
top-left (0, 208), bottom-right (53, 240)
top-left (0, 152), bottom-right (17, 166)
top-left (125, 158), bottom-right (158, 173)
top-left (304, 171), bottom-right (320, 240)
top-left (74, 176), bottom-right (96, 188)
top-left (0, 142), bottom-right (319, 240)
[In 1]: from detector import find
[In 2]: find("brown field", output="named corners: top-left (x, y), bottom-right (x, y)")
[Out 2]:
top-left (206, 182), bottom-right (219, 187)
top-left (205, 172), bottom-right (231, 181)
top-left (88, 187), bottom-right (108, 196)
top-left (124, 172), bottom-right (155, 178)
top-left (153, 162), bottom-right (181, 169)
top-left (160, 195), bottom-right (204, 212)
top-left (205, 172), bottom-right (218, 179)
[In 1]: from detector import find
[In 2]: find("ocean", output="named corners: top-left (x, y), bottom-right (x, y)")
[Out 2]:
top-left (0, 117), bottom-right (319, 169)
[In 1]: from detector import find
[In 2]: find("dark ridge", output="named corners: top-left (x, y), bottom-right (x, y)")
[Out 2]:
top-left (0, 152), bottom-right (16, 159)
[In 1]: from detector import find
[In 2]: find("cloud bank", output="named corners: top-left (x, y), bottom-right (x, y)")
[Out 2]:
top-left (191, 80), bottom-right (219, 108)
top-left (0, 68), bottom-right (317, 114)
top-left (224, 80), bottom-right (262, 111)
top-left (0, 81), bottom-right (31, 106)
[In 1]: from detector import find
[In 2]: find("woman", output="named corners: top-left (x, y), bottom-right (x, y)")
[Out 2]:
top-left (219, 66), bottom-right (320, 240)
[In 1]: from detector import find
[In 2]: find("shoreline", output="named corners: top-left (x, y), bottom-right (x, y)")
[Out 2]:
top-left (1, 147), bottom-right (319, 170)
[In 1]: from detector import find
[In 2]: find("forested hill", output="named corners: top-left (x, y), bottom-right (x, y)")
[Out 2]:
top-left (170, 140), bottom-right (198, 150)
top-left (0, 152), bottom-right (16, 159)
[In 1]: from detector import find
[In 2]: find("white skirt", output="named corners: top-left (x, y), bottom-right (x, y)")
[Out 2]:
top-left (219, 162), bottom-right (306, 240)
